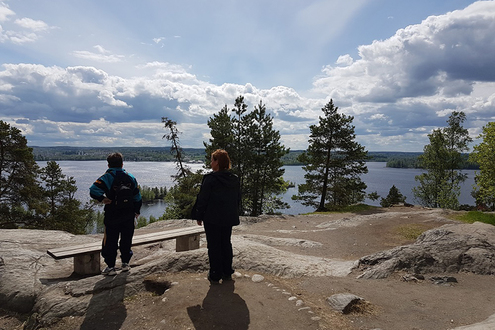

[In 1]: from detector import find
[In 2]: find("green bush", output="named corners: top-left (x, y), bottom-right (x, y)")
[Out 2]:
top-left (380, 185), bottom-right (406, 207)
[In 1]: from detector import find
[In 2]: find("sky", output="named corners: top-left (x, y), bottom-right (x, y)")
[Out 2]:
top-left (0, 0), bottom-right (494, 152)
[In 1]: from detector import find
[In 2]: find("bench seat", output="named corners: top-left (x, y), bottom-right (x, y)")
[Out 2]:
top-left (47, 226), bottom-right (205, 275)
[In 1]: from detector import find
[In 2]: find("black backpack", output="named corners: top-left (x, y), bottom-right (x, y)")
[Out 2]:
top-left (109, 171), bottom-right (135, 210)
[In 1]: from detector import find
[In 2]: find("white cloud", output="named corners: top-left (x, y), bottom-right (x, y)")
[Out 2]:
top-left (71, 49), bottom-right (125, 63)
top-left (0, 3), bottom-right (14, 22)
top-left (14, 17), bottom-right (49, 31)
top-left (336, 55), bottom-right (354, 67)
top-left (310, 1), bottom-right (495, 151)
top-left (0, 3), bottom-right (52, 44)
top-left (0, 1), bottom-right (494, 152)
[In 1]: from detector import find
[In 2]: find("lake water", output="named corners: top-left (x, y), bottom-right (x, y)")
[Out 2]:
top-left (38, 161), bottom-right (477, 218)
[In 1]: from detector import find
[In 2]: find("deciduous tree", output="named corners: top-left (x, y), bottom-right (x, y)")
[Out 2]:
top-left (413, 111), bottom-right (471, 209)
top-left (469, 122), bottom-right (495, 210)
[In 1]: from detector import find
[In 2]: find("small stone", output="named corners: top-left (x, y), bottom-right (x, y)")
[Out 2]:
top-left (252, 274), bottom-right (265, 283)
top-left (326, 293), bottom-right (364, 314)
top-left (295, 300), bottom-right (304, 307)
top-left (288, 296), bottom-right (297, 301)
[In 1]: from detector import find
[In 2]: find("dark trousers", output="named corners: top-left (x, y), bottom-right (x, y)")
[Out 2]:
top-left (203, 222), bottom-right (234, 281)
top-left (102, 216), bottom-right (135, 268)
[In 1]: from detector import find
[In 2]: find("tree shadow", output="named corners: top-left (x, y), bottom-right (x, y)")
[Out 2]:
top-left (187, 280), bottom-right (250, 330)
top-left (79, 272), bottom-right (129, 330)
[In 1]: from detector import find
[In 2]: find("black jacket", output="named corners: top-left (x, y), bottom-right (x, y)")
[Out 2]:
top-left (191, 170), bottom-right (241, 226)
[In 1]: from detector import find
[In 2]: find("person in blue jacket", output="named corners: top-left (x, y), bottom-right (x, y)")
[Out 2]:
top-left (90, 152), bottom-right (142, 276)
top-left (191, 149), bottom-right (241, 284)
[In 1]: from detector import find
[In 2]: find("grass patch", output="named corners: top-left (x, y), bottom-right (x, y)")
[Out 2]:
top-left (395, 224), bottom-right (426, 240)
top-left (451, 211), bottom-right (495, 226)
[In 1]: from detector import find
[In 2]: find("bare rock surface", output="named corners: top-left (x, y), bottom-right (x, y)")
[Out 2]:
top-left (357, 221), bottom-right (495, 279)
top-left (1, 206), bottom-right (495, 330)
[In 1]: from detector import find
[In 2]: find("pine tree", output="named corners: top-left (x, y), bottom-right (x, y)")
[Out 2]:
top-left (380, 185), bottom-right (406, 207)
top-left (162, 117), bottom-right (190, 178)
top-left (203, 105), bottom-right (233, 167)
top-left (205, 96), bottom-right (289, 216)
top-left (161, 117), bottom-right (204, 220)
top-left (242, 100), bottom-right (289, 216)
top-left (38, 161), bottom-right (89, 234)
top-left (293, 100), bottom-right (368, 211)
top-left (0, 121), bottom-right (42, 228)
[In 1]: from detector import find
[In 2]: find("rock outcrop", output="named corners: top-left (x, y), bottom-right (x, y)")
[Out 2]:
top-left (356, 221), bottom-right (495, 279)
top-left (1, 211), bottom-right (495, 329)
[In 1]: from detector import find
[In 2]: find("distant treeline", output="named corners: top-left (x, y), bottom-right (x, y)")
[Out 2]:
top-left (31, 146), bottom-right (478, 169)
top-left (32, 146), bottom-right (205, 162)
top-left (384, 152), bottom-right (478, 169)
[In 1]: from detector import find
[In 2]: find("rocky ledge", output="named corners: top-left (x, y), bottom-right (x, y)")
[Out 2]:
top-left (1, 209), bottom-right (495, 329)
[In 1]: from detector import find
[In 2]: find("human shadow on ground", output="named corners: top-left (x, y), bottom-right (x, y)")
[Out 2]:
top-left (187, 280), bottom-right (250, 330)
top-left (80, 271), bottom-right (129, 330)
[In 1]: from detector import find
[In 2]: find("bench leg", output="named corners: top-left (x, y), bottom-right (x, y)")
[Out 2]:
top-left (74, 252), bottom-right (101, 275)
top-left (176, 234), bottom-right (200, 252)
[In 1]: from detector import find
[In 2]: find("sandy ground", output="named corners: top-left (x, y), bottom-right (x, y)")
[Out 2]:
top-left (3, 206), bottom-right (495, 330)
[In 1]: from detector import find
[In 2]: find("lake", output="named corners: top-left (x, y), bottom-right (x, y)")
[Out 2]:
top-left (38, 161), bottom-right (477, 218)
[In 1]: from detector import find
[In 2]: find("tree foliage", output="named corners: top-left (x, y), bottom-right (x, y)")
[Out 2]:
top-left (162, 117), bottom-right (191, 179)
top-left (413, 111), bottom-right (471, 209)
top-left (204, 96), bottom-right (289, 216)
top-left (37, 161), bottom-right (90, 234)
top-left (242, 100), bottom-right (289, 215)
top-left (204, 105), bottom-right (233, 167)
top-left (162, 118), bottom-right (205, 219)
top-left (469, 122), bottom-right (495, 210)
top-left (0, 121), bottom-right (90, 233)
top-left (293, 100), bottom-right (368, 211)
top-left (0, 121), bottom-right (42, 228)
top-left (380, 185), bottom-right (406, 207)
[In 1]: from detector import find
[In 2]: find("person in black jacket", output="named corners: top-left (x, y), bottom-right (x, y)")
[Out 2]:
top-left (90, 152), bottom-right (142, 276)
top-left (192, 149), bottom-right (241, 284)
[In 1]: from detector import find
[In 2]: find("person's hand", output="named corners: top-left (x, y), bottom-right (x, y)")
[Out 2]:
top-left (135, 213), bottom-right (140, 219)
top-left (196, 220), bottom-right (203, 226)
top-left (102, 197), bottom-right (112, 205)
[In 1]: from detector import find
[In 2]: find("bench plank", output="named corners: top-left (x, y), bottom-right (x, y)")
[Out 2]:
top-left (47, 226), bottom-right (205, 260)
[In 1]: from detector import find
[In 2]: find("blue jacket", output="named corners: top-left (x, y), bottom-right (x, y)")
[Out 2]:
top-left (90, 167), bottom-right (142, 216)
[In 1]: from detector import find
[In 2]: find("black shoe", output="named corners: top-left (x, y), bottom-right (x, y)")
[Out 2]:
top-left (207, 274), bottom-right (220, 285)
top-left (222, 275), bottom-right (232, 281)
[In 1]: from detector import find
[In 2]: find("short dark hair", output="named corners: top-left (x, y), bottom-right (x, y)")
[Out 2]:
top-left (107, 152), bottom-right (123, 168)
top-left (212, 149), bottom-right (231, 170)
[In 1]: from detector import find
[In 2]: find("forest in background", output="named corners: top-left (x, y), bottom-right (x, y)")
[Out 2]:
top-left (32, 146), bottom-right (419, 166)
top-left (32, 146), bottom-right (476, 169)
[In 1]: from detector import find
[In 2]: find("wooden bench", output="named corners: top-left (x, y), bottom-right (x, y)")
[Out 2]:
top-left (47, 226), bottom-right (205, 275)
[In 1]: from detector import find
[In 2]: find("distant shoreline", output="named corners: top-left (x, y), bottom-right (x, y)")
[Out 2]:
top-left (31, 146), bottom-right (425, 167)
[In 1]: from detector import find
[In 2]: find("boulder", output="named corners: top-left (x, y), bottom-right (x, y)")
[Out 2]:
top-left (357, 222), bottom-right (495, 279)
